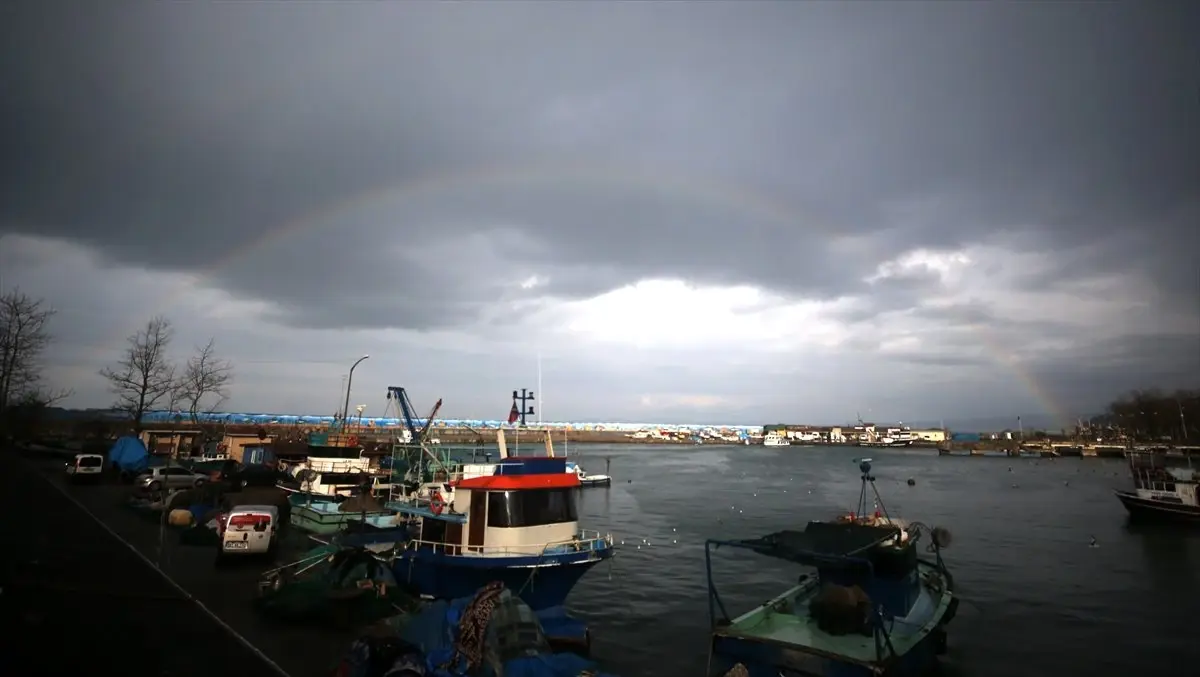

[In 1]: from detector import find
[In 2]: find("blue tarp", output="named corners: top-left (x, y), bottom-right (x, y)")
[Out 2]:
top-left (399, 589), bottom-right (615, 677)
top-left (107, 435), bottom-right (149, 472)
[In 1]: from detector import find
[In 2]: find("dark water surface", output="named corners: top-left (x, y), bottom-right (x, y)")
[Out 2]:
top-left (559, 444), bottom-right (1200, 677)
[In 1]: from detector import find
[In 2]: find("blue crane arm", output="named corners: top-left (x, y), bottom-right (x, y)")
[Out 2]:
top-left (386, 386), bottom-right (419, 439)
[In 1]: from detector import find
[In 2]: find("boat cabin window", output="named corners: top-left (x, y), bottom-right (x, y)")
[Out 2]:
top-left (487, 489), bottom-right (578, 528)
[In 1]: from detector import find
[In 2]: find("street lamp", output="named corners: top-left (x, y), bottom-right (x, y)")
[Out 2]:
top-left (342, 354), bottom-right (370, 425)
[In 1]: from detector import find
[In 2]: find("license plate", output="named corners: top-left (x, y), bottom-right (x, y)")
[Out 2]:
top-left (224, 541), bottom-right (249, 550)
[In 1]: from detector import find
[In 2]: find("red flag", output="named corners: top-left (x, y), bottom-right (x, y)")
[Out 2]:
top-left (507, 402), bottom-right (520, 424)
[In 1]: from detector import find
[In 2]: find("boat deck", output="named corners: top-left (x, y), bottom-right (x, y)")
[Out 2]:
top-left (721, 574), bottom-right (947, 663)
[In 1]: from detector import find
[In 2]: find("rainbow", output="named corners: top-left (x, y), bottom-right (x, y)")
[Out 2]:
top-left (131, 159), bottom-right (1069, 426)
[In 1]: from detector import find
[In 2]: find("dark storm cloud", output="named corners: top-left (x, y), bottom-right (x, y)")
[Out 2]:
top-left (1, 2), bottom-right (1197, 332)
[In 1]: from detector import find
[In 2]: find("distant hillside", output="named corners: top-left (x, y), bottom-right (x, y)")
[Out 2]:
top-left (906, 414), bottom-right (1083, 434)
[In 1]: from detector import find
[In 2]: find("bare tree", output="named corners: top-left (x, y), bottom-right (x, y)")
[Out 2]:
top-left (0, 289), bottom-right (67, 413)
top-left (99, 316), bottom-right (176, 431)
top-left (176, 338), bottom-right (233, 424)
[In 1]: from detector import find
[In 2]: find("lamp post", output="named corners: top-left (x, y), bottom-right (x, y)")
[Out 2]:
top-left (342, 355), bottom-right (370, 425)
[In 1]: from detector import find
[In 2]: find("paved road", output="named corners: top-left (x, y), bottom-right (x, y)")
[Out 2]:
top-left (1, 448), bottom-right (357, 677)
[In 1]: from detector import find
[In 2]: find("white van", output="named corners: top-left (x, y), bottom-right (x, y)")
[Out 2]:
top-left (215, 504), bottom-right (279, 564)
top-left (65, 453), bottom-right (105, 483)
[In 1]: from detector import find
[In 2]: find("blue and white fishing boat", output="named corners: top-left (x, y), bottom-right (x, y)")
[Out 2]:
top-left (704, 458), bottom-right (958, 677)
top-left (385, 453), bottom-right (613, 652)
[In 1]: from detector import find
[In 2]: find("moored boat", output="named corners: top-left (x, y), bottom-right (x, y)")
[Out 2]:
top-left (704, 458), bottom-right (957, 677)
top-left (289, 495), bottom-right (399, 534)
top-left (381, 454), bottom-right (613, 652)
top-left (1115, 451), bottom-right (1200, 524)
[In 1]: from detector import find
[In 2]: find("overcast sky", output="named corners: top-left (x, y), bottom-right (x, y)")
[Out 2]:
top-left (2, 2), bottom-right (1197, 427)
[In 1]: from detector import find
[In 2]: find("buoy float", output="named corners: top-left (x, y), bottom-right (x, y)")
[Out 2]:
top-left (430, 491), bottom-right (445, 516)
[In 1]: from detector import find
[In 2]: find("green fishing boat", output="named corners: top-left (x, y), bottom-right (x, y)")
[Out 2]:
top-left (705, 458), bottom-right (958, 677)
top-left (289, 495), bottom-right (397, 535)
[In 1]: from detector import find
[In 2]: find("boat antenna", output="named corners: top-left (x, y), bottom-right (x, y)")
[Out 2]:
top-left (855, 458), bottom-right (894, 522)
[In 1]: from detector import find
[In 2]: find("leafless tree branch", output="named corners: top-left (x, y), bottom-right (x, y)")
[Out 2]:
top-left (99, 316), bottom-right (176, 431)
top-left (176, 337), bottom-right (234, 424)
top-left (0, 288), bottom-right (58, 413)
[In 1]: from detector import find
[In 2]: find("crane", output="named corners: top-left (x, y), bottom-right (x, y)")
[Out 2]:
top-left (385, 386), bottom-right (442, 444)
top-left (384, 386), bottom-right (450, 502)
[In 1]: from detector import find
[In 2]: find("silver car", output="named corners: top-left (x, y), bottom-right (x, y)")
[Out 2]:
top-left (137, 466), bottom-right (210, 492)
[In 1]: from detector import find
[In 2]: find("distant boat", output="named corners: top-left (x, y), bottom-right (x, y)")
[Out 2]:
top-left (567, 460), bottom-right (612, 487)
top-left (703, 458), bottom-right (958, 677)
top-left (1115, 451), bottom-right (1200, 524)
top-left (763, 431), bottom-right (791, 447)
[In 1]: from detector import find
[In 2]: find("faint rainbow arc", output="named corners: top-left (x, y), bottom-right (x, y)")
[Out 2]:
top-left (132, 159), bottom-right (1069, 423)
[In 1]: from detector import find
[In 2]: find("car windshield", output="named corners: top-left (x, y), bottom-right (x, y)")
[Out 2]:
top-left (78, 457), bottom-right (102, 467)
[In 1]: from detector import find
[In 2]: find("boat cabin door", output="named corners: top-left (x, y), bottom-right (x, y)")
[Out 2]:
top-left (468, 493), bottom-right (487, 552)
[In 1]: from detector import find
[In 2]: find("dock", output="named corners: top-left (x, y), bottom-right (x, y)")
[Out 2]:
top-left (0, 446), bottom-right (354, 677)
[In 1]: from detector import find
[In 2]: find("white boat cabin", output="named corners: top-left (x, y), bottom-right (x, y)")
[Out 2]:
top-left (402, 456), bottom-right (588, 558)
top-left (1128, 453), bottom-right (1199, 507)
top-left (290, 454), bottom-right (392, 497)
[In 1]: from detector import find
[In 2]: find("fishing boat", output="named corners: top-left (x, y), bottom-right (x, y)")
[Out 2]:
top-left (704, 458), bottom-right (958, 677)
top-left (289, 495), bottom-right (399, 534)
top-left (1115, 450), bottom-right (1200, 523)
top-left (385, 454), bottom-right (613, 652)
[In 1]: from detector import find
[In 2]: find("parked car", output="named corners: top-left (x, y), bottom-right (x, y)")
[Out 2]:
top-left (215, 505), bottom-right (279, 565)
top-left (137, 466), bottom-right (210, 492)
top-left (65, 453), bottom-right (105, 483)
top-left (220, 464), bottom-right (288, 491)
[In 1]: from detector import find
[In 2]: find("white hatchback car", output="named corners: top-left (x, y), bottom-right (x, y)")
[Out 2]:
top-left (65, 453), bottom-right (105, 483)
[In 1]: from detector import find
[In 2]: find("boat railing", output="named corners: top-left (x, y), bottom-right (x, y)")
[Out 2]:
top-left (703, 538), bottom-right (902, 665)
top-left (397, 530), bottom-right (612, 558)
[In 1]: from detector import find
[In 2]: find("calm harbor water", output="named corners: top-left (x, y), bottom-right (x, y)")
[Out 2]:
top-left (554, 444), bottom-right (1200, 677)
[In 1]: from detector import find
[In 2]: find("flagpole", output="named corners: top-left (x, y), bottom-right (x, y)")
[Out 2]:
top-left (537, 351), bottom-right (543, 425)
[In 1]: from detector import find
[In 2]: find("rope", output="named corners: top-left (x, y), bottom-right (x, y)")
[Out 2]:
top-left (722, 664), bottom-right (749, 677)
top-left (440, 580), bottom-right (505, 673)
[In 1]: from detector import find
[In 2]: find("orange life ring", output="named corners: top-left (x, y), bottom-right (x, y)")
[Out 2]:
top-left (217, 443), bottom-right (228, 453)
top-left (346, 435), bottom-right (359, 447)
top-left (430, 492), bottom-right (445, 516)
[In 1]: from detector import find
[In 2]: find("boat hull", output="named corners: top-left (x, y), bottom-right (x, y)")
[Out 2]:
top-left (390, 546), bottom-right (611, 612)
top-left (289, 500), bottom-right (395, 534)
top-left (707, 561), bottom-right (956, 677)
top-left (580, 475), bottom-right (612, 487)
top-left (708, 630), bottom-right (947, 677)
top-left (1115, 490), bottom-right (1200, 524)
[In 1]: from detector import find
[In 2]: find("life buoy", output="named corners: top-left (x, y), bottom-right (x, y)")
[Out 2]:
top-left (217, 443), bottom-right (228, 453)
top-left (430, 492), bottom-right (445, 516)
top-left (346, 435), bottom-right (359, 447)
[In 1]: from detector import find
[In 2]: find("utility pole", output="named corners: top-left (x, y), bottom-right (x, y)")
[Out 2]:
top-left (512, 388), bottom-right (535, 427)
